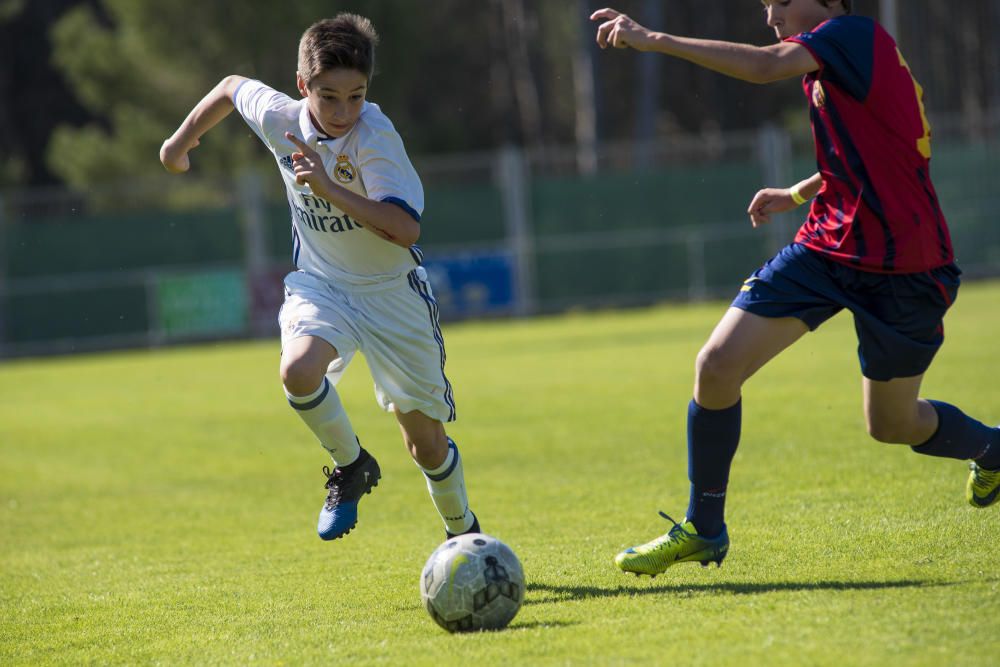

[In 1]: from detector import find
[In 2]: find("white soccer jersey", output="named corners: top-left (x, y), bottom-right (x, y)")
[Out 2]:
top-left (233, 79), bottom-right (425, 286)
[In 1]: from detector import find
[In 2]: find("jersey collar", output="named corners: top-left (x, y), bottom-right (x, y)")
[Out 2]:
top-left (298, 104), bottom-right (330, 146)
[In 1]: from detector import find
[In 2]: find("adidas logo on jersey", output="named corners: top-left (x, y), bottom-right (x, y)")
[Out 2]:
top-left (279, 155), bottom-right (294, 173)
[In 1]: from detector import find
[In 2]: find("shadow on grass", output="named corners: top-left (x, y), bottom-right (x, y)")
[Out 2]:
top-left (525, 578), bottom-right (958, 605)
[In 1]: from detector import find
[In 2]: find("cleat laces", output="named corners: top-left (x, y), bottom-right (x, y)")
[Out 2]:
top-left (645, 511), bottom-right (694, 550)
top-left (322, 465), bottom-right (345, 511)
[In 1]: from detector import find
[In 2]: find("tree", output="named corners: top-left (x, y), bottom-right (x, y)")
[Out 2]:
top-left (43, 0), bottom-right (578, 207)
top-left (0, 0), bottom-right (93, 187)
top-left (27, 0), bottom-right (1000, 207)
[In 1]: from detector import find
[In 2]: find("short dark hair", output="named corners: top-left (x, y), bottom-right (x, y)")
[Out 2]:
top-left (818, 0), bottom-right (852, 13)
top-left (298, 13), bottom-right (379, 87)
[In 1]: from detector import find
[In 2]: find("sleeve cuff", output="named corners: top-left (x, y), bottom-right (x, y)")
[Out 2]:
top-left (381, 196), bottom-right (421, 222)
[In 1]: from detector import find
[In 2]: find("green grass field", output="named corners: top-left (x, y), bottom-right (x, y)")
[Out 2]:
top-left (2, 281), bottom-right (999, 666)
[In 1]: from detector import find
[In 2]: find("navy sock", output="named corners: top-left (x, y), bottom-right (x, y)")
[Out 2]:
top-left (685, 398), bottom-right (741, 538)
top-left (911, 401), bottom-right (1000, 468)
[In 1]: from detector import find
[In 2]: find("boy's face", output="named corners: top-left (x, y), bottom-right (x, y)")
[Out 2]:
top-left (762, 0), bottom-right (841, 40)
top-left (296, 67), bottom-right (368, 137)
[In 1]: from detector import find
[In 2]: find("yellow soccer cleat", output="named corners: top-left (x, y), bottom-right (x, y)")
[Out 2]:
top-left (614, 512), bottom-right (729, 577)
top-left (966, 462), bottom-right (1000, 508)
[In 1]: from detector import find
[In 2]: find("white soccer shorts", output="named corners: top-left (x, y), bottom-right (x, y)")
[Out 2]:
top-left (278, 268), bottom-right (456, 422)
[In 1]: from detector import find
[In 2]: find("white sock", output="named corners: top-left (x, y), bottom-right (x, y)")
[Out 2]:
top-left (285, 378), bottom-right (361, 466)
top-left (419, 439), bottom-right (473, 534)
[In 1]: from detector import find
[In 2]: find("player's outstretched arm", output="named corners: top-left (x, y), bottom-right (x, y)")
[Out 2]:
top-left (284, 132), bottom-right (421, 248)
top-left (160, 75), bottom-right (247, 173)
top-left (590, 8), bottom-right (818, 83)
top-left (747, 173), bottom-right (822, 228)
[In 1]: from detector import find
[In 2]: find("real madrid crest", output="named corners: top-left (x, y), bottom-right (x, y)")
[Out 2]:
top-left (812, 81), bottom-right (827, 109)
top-left (334, 154), bottom-right (356, 184)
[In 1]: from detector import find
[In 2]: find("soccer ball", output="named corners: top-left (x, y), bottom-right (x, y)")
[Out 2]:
top-left (420, 533), bottom-right (524, 633)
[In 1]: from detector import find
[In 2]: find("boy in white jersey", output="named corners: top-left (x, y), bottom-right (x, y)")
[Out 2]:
top-left (159, 14), bottom-right (480, 541)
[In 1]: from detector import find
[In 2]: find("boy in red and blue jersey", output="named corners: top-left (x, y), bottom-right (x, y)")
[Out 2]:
top-left (591, 0), bottom-right (999, 576)
top-left (791, 13), bottom-right (952, 273)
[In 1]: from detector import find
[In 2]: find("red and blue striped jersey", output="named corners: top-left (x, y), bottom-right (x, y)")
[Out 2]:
top-left (787, 16), bottom-right (953, 273)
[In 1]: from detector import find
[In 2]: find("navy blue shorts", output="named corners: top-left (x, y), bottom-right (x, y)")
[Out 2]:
top-left (731, 243), bottom-right (961, 381)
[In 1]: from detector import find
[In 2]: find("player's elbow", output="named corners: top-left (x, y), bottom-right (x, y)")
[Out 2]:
top-left (398, 225), bottom-right (420, 247)
top-left (392, 208), bottom-right (421, 247)
top-left (218, 75), bottom-right (246, 100)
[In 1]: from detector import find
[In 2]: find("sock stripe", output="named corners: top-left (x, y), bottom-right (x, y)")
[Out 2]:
top-left (425, 440), bottom-right (459, 482)
top-left (288, 378), bottom-right (330, 411)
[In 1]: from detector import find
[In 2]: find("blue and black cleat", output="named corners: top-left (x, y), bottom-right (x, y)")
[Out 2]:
top-left (317, 450), bottom-right (381, 540)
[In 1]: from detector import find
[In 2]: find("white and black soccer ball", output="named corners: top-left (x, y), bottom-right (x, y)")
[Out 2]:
top-left (420, 533), bottom-right (525, 633)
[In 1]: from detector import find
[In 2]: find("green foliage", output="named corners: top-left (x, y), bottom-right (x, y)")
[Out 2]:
top-left (46, 1), bottom-right (271, 198)
top-left (42, 0), bottom-right (581, 203)
top-left (20, 0), bottom-right (1000, 197)
top-left (0, 0), bottom-right (23, 23)
top-left (2, 281), bottom-right (999, 665)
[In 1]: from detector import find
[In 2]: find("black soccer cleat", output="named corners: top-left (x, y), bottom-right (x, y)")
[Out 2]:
top-left (316, 449), bottom-right (381, 540)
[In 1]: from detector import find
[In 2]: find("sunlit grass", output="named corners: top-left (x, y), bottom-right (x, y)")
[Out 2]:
top-left (2, 280), bottom-right (998, 665)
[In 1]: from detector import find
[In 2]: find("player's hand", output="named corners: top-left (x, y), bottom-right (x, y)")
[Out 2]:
top-left (747, 188), bottom-right (799, 228)
top-left (159, 136), bottom-right (196, 174)
top-left (285, 132), bottom-right (332, 193)
top-left (591, 8), bottom-right (655, 51)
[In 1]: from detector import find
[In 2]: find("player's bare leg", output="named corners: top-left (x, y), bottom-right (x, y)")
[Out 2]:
top-left (616, 308), bottom-right (808, 576)
top-left (397, 408), bottom-right (479, 537)
top-left (395, 408), bottom-right (448, 468)
top-left (280, 335), bottom-right (339, 397)
top-left (865, 375), bottom-right (1000, 507)
top-left (862, 374), bottom-right (935, 445)
top-left (694, 307), bottom-right (810, 408)
top-left (282, 335), bottom-right (380, 540)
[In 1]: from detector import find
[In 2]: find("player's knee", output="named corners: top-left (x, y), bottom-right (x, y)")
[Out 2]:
top-left (411, 437), bottom-right (448, 467)
top-left (280, 356), bottom-right (326, 396)
top-left (399, 414), bottom-right (448, 468)
top-left (695, 345), bottom-right (742, 390)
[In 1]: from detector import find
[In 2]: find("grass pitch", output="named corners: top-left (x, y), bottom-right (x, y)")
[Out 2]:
top-left (2, 280), bottom-right (999, 666)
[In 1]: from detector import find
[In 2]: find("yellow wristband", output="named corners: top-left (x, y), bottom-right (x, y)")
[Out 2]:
top-left (789, 185), bottom-right (808, 206)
